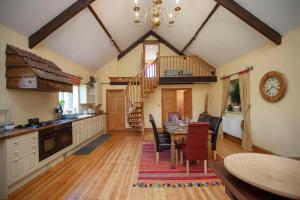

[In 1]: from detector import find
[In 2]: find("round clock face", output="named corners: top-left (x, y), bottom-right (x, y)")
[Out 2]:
top-left (259, 71), bottom-right (286, 102)
top-left (264, 77), bottom-right (280, 97)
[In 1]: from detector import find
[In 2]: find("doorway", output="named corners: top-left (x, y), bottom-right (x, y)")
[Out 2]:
top-left (143, 41), bottom-right (159, 75)
top-left (161, 88), bottom-right (192, 123)
top-left (106, 89), bottom-right (125, 131)
top-left (144, 40), bottom-right (159, 66)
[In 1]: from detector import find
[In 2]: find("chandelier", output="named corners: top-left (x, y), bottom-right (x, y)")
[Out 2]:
top-left (133, 0), bottom-right (182, 29)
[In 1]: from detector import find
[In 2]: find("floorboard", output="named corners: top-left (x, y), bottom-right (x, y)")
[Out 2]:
top-left (9, 132), bottom-right (246, 200)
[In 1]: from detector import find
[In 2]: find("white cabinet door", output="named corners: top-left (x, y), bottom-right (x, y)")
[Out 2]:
top-left (79, 84), bottom-right (96, 104)
top-left (80, 84), bottom-right (88, 104)
top-left (25, 150), bottom-right (38, 173)
top-left (8, 156), bottom-right (26, 185)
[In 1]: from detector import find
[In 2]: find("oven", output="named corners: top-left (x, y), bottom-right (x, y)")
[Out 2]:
top-left (39, 122), bottom-right (72, 161)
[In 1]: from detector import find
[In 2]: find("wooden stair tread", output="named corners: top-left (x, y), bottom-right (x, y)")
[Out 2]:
top-left (128, 121), bottom-right (142, 124)
top-left (129, 112), bottom-right (141, 114)
top-left (127, 115), bottom-right (141, 118)
top-left (130, 125), bottom-right (142, 127)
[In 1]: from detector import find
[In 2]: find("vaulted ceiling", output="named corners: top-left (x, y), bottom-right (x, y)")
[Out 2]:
top-left (0, 0), bottom-right (300, 69)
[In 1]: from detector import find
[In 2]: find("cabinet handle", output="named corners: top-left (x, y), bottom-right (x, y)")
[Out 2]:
top-left (14, 158), bottom-right (18, 162)
top-left (33, 144), bottom-right (37, 148)
top-left (14, 151), bottom-right (18, 155)
top-left (33, 150), bottom-right (36, 154)
top-left (14, 140), bottom-right (19, 145)
top-left (32, 136), bottom-right (36, 139)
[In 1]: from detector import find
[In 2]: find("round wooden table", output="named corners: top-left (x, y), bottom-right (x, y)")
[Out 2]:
top-left (224, 153), bottom-right (300, 199)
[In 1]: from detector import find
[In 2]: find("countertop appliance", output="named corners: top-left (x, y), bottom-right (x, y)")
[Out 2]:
top-left (38, 122), bottom-right (73, 161)
top-left (16, 118), bottom-right (73, 129)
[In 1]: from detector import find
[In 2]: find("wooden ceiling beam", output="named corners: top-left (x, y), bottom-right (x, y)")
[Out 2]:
top-left (29, 0), bottom-right (95, 48)
top-left (117, 31), bottom-right (152, 60)
top-left (88, 5), bottom-right (121, 54)
top-left (181, 3), bottom-right (219, 53)
top-left (214, 0), bottom-right (281, 45)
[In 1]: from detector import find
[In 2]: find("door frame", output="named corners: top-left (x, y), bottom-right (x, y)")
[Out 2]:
top-left (161, 88), bottom-right (193, 124)
top-left (106, 89), bottom-right (125, 132)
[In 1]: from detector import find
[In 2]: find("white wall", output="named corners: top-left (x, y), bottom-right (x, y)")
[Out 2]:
top-left (209, 27), bottom-right (300, 157)
top-left (0, 24), bottom-right (93, 125)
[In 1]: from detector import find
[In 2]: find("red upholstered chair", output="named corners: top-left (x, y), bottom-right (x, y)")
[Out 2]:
top-left (179, 122), bottom-right (209, 174)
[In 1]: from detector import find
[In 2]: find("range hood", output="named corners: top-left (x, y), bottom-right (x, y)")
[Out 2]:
top-left (5, 44), bottom-right (81, 92)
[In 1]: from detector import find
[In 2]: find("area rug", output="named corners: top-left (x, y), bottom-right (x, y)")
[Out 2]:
top-left (134, 141), bottom-right (223, 187)
top-left (74, 133), bottom-right (111, 155)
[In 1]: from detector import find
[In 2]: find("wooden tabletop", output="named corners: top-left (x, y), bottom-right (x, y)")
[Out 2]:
top-left (164, 122), bottom-right (187, 135)
top-left (209, 161), bottom-right (292, 200)
top-left (224, 153), bottom-right (300, 199)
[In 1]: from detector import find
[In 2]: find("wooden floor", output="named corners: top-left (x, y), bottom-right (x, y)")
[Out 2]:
top-left (9, 132), bottom-right (246, 200)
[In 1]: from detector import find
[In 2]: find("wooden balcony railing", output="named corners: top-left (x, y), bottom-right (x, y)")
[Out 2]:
top-left (158, 56), bottom-right (215, 77)
top-left (125, 55), bottom-right (216, 131)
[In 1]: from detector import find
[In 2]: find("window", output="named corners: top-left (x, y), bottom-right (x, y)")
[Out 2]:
top-left (59, 85), bottom-right (79, 114)
top-left (227, 79), bottom-right (241, 112)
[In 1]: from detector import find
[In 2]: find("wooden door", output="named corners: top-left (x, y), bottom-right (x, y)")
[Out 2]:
top-left (107, 90), bottom-right (125, 131)
top-left (184, 90), bottom-right (192, 119)
top-left (161, 89), bottom-right (177, 122)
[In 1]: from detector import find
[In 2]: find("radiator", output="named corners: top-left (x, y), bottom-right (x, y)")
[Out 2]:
top-left (222, 114), bottom-right (243, 139)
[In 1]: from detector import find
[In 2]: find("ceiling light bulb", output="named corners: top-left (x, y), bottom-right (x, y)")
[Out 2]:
top-left (176, 0), bottom-right (179, 4)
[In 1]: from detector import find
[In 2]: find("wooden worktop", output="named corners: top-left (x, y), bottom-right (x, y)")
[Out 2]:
top-left (209, 161), bottom-right (291, 200)
top-left (0, 114), bottom-right (106, 140)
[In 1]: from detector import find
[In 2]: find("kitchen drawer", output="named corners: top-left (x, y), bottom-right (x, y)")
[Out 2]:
top-left (7, 132), bottom-right (38, 152)
top-left (7, 143), bottom-right (37, 160)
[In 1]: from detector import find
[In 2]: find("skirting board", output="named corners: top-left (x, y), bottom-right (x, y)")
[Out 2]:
top-left (223, 132), bottom-right (276, 155)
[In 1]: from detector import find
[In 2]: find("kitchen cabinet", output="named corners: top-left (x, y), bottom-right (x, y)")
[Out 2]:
top-left (6, 132), bottom-right (38, 185)
top-left (79, 84), bottom-right (96, 104)
top-left (72, 115), bottom-right (106, 147)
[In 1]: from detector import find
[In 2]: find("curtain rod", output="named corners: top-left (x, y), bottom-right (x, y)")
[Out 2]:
top-left (220, 66), bottom-right (254, 80)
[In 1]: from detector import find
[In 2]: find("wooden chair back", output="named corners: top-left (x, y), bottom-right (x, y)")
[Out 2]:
top-left (186, 122), bottom-right (209, 161)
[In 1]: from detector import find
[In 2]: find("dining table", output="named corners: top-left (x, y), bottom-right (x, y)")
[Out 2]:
top-left (163, 121), bottom-right (188, 168)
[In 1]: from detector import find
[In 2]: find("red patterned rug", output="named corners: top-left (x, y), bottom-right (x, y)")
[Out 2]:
top-left (135, 141), bottom-right (223, 187)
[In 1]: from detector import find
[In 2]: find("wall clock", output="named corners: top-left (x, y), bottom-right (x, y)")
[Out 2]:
top-left (259, 71), bottom-right (286, 102)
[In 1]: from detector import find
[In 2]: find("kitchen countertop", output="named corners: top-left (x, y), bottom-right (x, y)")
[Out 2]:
top-left (0, 114), bottom-right (106, 140)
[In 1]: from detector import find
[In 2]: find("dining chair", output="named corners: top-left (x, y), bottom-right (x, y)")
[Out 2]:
top-left (198, 113), bottom-right (211, 122)
top-left (168, 112), bottom-right (181, 122)
top-left (149, 114), bottom-right (170, 139)
top-left (149, 114), bottom-right (173, 164)
top-left (209, 116), bottom-right (222, 160)
top-left (179, 122), bottom-right (209, 174)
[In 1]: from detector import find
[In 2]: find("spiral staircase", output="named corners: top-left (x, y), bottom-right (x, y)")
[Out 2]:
top-left (125, 55), bottom-right (216, 133)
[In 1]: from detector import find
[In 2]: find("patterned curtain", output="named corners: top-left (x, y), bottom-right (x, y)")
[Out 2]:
top-left (219, 78), bottom-right (230, 138)
top-left (239, 72), bottom-right (253, 151)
